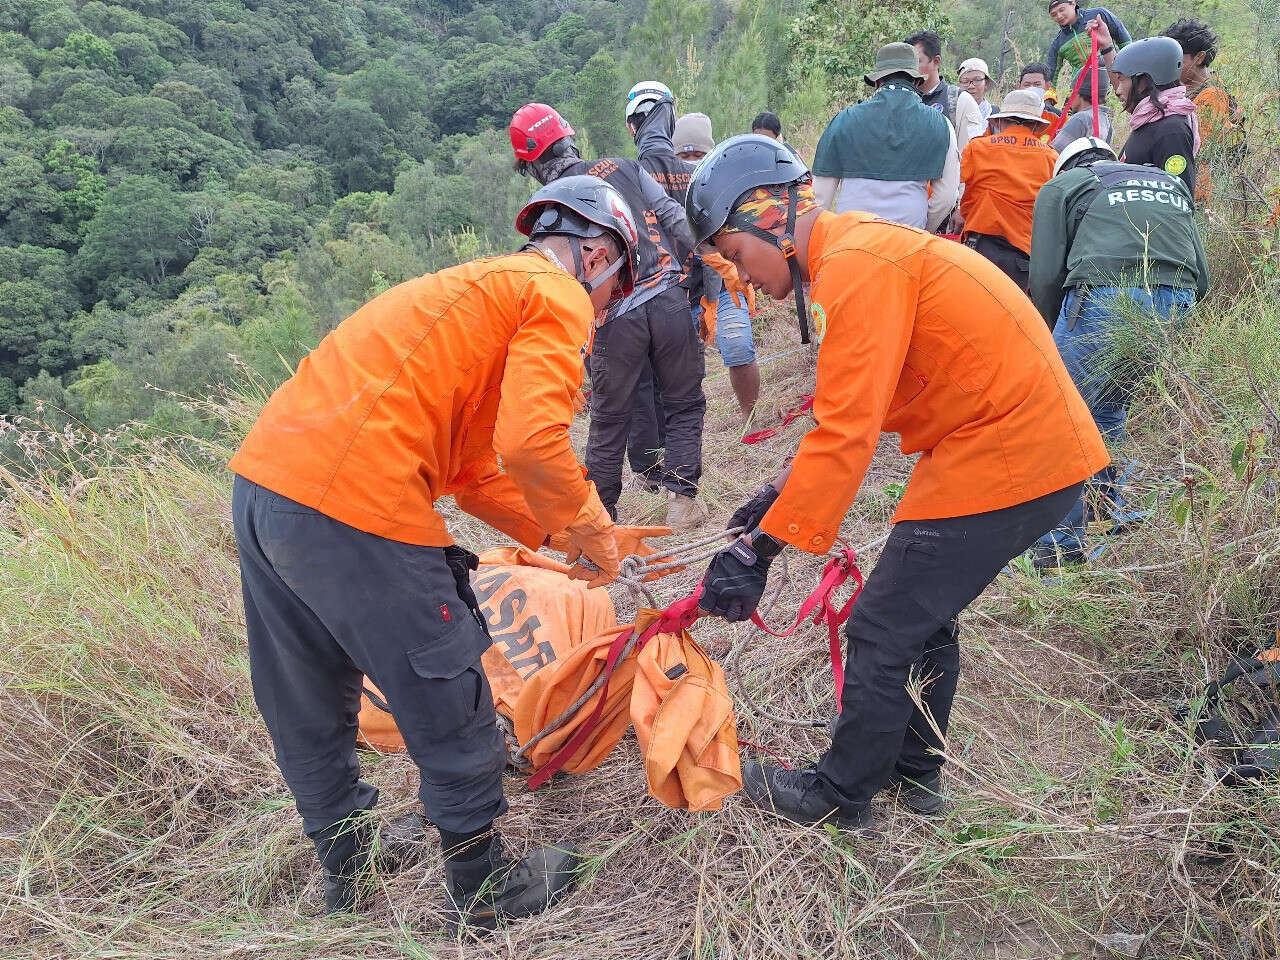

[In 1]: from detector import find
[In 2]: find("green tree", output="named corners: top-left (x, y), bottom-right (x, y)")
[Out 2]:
top-left (44, 140), bottom-right (106, 239)
top-left (78, 175), bottom-right (192, 289)
top-left (317, 97), bottom-right (399, 192)
top-left (0, 153), bottom-right (68, 247)
top-left (788, 0), bottom-right (951, 108)
top-left (568, 50), bottom-right (629, 157)
top-left (0, 244), bottom-right (80, 384)
top-left (59, 30), bottom-right (119, 73)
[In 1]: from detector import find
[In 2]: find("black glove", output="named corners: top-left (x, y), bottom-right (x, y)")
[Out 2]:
top-left (442, 545), bottom-right (487, 635)
top-left (728, 484), bottom-right (780, 534)
top-left (701, 533), bottom-right (784, 622)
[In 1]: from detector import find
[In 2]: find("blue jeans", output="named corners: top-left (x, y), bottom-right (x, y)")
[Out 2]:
top-left (1037, 285), bottom-right (1195, 553)
top-left (712, 286), bottom-right (756, 367)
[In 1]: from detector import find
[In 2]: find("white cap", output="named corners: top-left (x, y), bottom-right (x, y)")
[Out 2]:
top-left (625, 81), bottom-right (674, 120)
top-left (958, 57), bottom-right (991, 80)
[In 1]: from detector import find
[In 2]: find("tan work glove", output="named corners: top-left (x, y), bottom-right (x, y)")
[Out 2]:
top-left (702, 252), bottom-right (757, 314)
top-left (549, 522), bottom-right (674, 583)
top-left (560, 485), bottom-right (620, 588)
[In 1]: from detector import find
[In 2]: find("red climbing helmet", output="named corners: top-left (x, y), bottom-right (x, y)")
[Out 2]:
top-left (509, 103), bottom-right (575, 163)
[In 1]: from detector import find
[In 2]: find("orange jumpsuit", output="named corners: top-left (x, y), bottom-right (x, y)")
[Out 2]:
top-left (760, 212), bottom-right (1109, 553)
top-left (230, 251), bottom-right (597, 548)
top-left (960, 125), bottom-right (1058, 255)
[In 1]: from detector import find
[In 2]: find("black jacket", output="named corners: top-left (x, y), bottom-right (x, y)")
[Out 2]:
top-left (1121, 114), bottom-right (1196, 197)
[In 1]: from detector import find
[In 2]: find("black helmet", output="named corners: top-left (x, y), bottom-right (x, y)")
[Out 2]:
top-left (684, 134), bottom-right (815, 342)
top-left (1110, 36), bottom-right (1183, 86)
top-left (516, 175), bottom-right (641, 303)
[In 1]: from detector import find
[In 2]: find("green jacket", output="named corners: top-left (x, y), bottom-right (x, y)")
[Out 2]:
top-left (1028, 161), bottom-right (1210, 325)
top-left (812, 83), bottom-right (950, 182)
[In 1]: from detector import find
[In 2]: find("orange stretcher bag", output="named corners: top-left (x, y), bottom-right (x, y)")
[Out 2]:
top-left (357, 549), bottom-right (743, 810)
top-left (357, 547), bottom-right (617, 752)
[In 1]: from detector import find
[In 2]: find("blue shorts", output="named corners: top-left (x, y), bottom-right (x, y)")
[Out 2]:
top-left (711, 286), bottom-right (756, 367)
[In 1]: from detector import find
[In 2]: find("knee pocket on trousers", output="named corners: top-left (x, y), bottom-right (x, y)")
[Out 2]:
top-left (404, 618), bottom-right (490, 741)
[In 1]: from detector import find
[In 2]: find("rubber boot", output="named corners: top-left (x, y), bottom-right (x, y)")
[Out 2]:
top-left (443, 834), bottom-right (582, 932)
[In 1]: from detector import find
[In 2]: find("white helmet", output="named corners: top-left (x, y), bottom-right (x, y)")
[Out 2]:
top-left (625, 80), bottom-right (674, 121)
top-left (1053, 136), bottom-right (1117, 177)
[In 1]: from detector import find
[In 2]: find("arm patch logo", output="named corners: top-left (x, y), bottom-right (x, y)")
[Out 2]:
top-left (810, 302), bottom-right (828, 342)
top-left (1164, 154), bottom-right (1188, 176)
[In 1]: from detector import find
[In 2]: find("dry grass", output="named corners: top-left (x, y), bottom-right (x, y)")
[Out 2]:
top-left (2, 252), bottom-right (1279, 959)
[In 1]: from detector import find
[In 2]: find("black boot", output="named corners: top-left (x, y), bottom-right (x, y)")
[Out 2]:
top-left (319, 818), bottom-right (373, 914)
top-left (741, 762), bottom-right (874, 830)
top-left (378, 809), bottom-right (433, 873)
top-left (888, 771), bottom-right (946, 816)
top-left (443, 834), bottom-right (582, 932)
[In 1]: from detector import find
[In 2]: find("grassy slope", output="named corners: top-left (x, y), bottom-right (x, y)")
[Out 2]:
top-left (2, 238), bottom-right (1278, 957)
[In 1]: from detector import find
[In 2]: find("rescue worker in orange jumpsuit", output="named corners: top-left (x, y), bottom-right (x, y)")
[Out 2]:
top-left (958, 88), bottom-right (1059, 291)
top-left (685, 136), bottom-right (1109, 827)
top-left (229, 176), bottom-right (640, 927)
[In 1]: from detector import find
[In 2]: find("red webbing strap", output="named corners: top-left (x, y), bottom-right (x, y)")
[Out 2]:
top-left (1090, 33), bottom-right (1101, 137)
top-left (526, 592), bottom-right (704, 790)
top-left (1047, 26), bottom-right (1100, 141)
top-left (749, 547), bottom-right (863, 710)
top-left (742, 395), bottom-right (814, 445)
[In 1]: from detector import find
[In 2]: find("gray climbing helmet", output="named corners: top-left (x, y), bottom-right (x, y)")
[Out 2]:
top-left (1110, 36), bottom-right (1183, 87)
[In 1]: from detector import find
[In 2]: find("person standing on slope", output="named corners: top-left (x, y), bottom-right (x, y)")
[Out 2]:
top-left (811, 43), bottom-right (959, 231)
top-left (229, 177), bottom-right (639, 927)
top-left (1102, 35), bottom-right (1201, 197)
top-left (1026, 137), bottom-right (1209, 568)
top-left (958, 88), bottom-right (1058, 291)
top-left (684, 134), bottom-right (1108, 828)
top-left (510, 103), bottom-right (708, 531)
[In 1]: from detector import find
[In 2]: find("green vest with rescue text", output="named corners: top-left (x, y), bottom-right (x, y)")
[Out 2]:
top-left (812, 84), bottom-right (949, 182)
top-left (1028, 161), bottom-right (1210, 325)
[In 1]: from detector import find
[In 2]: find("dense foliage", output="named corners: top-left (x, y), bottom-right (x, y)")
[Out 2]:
top-left (0, 0), bottom-right (643, 431)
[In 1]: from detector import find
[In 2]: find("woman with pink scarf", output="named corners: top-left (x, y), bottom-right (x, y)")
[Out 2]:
top-left (1092, 31), bottom-right (1200, 196)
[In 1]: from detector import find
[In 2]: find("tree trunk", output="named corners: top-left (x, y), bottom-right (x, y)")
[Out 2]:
top-left (995, 8), bottom-right (1015, 89)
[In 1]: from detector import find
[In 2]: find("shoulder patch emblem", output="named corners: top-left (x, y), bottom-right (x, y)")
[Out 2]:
top-left (1164, 154), bottom-right (1188, 176)
top-left (809, 302), bottom-right (828, 343)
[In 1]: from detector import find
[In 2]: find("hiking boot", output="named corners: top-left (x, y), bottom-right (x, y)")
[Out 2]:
top-left (320, 818), bottom-right (373, 914)
top-left (443, 834), bottom-right (582, 932)
top-left (378, 810), bottom-right (432, 873)
top-left (633, 466), bottom-right (665, 494)
top-left (741, 761), bottom-right (874, 831)
top-left (665, 492), bottom-right (708, 533)
top-left (887, 771), bottom-right (946, 816)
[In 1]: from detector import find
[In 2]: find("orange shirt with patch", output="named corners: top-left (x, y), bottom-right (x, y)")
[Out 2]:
top-left (1192, 84), bottom-right (1236, 205)
top-left (229, 252), bottom-right (597, 548)
top-left (960, 125), bottom-right (1058, 254)
top-left (760, 212), bottom-right (1109, 553)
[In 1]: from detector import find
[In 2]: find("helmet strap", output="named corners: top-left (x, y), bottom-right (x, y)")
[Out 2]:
top-left (529, 238), bottom-right (623, 297)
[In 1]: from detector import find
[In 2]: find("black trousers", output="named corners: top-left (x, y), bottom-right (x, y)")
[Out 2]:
top-left (967, 233), bottom-right (1031, 292)
top-left (587, 285), bottom-right (705, 516)
top-left (817, 483), bottom-right (1082, 807)
top-left (628, 363), bottom-right (666, 482)
top-left (232, 477), bottom-right (506, 871)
